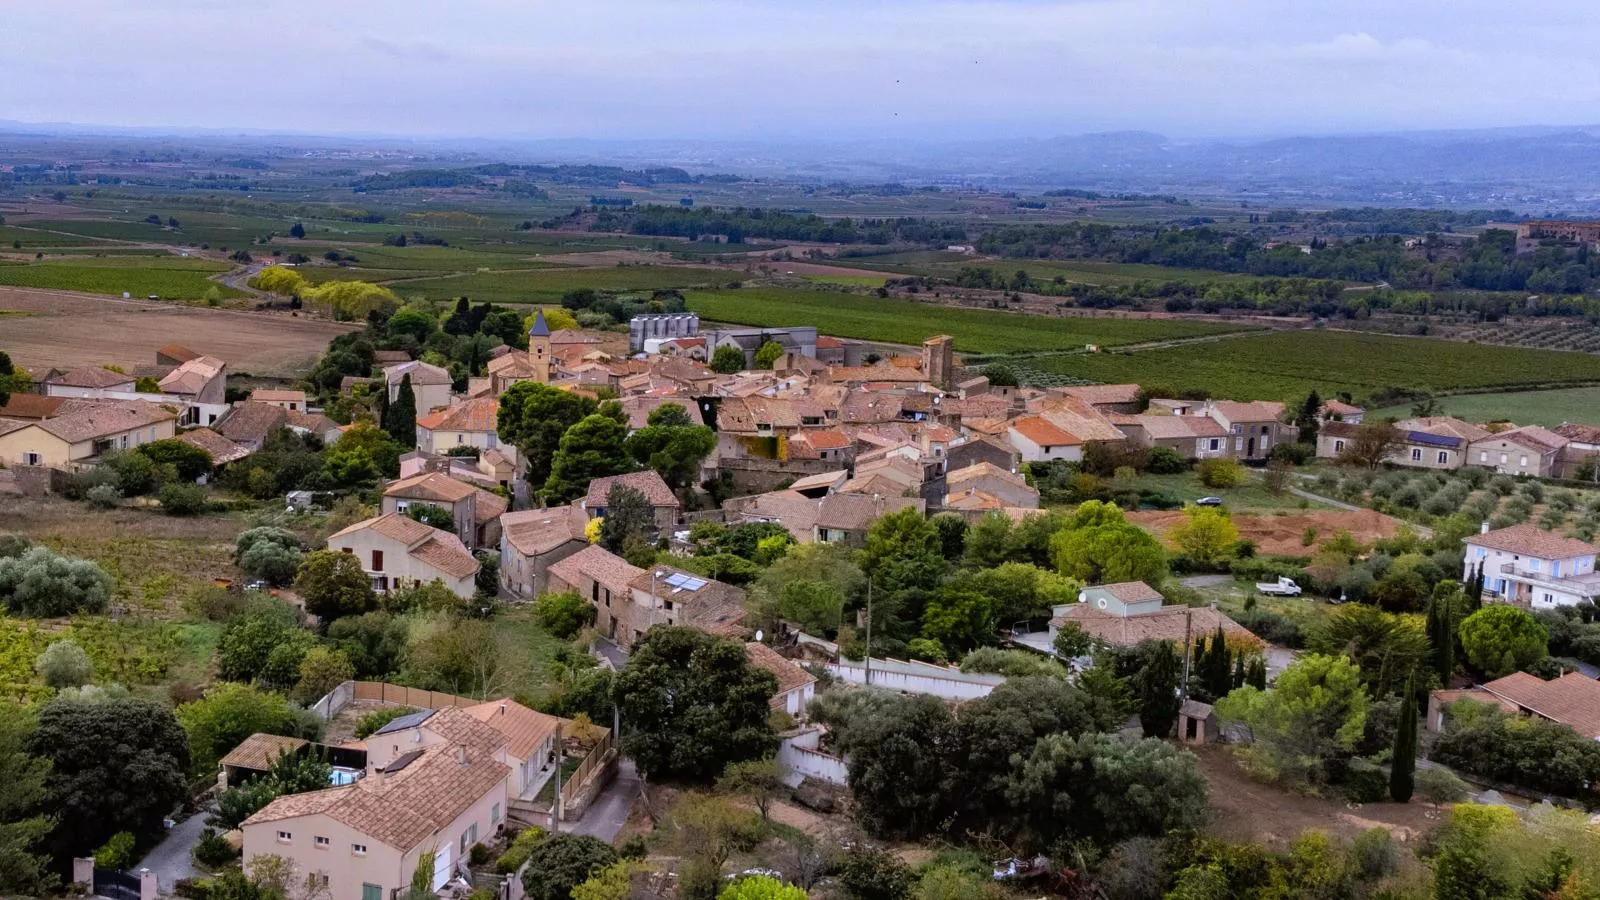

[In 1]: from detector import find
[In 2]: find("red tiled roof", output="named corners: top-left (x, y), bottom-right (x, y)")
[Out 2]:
top-left (1481, 671), bottom-right (1600, 739)
top-left (585, 470), bottom-right (680, 509)
top-left (1010, 416), bottom-right (1080, 447)
top-left (1465, 523), bottom-right (1598, 560)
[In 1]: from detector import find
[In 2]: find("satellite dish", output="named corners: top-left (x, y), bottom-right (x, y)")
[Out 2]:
top-left (754, 629), bottom-right (764, 642)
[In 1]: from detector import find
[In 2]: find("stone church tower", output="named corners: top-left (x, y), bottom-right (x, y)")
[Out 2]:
top-left (528, 309), bottom-right (552, 384)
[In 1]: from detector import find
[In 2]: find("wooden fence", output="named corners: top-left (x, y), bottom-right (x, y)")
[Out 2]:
top-left (561, 728), bottom-right (615, 811)
top-left (312, 680), bottom-right (479, 720)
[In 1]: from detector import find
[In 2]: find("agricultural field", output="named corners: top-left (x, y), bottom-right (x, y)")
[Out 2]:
top-left (1306, 466), bottom-right (1600, 538)
top-left (685, 287), bottom-right (1254, 353)
top-left (0, 256), bottom-right (242, 300)
top-left (0, 287), bottom-right (357, 376)
top-left (393, 265), bottom-right (736, 305)
top-left (1026, 330), bottom-right (1600, 402)
top-left (0, 224), bottom-right (118, 248)
top-left (836, 251), bottom-right (1249, 286)
top-left (1372, 386), bottom-right (1600, 427)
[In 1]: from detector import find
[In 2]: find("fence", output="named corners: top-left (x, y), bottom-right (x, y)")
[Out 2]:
top-left (777, 728), bottom-right (848, 787)
top-left (560, 728), bottom-right (616, 817)
top-left (312, 681), bottom-right (479, 720)
top-left (825, 656), bottom-right (1004, 700)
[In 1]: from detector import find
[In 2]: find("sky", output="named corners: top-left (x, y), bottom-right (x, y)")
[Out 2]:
top-left (6, 0), bottom-right (1600, 141)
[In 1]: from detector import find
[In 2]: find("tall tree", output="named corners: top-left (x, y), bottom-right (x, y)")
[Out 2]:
top-left (1296, 390), bottom-right (1323, 444)
top-left (29, 697), bottom-right (190, 861)
top-left (1390, 675), bottom-right (1417, 803)
top-left (544, 408), bottom-right (631, 502)
top-left (624, 417), bottom-right (716, 494)
top-left (1458, 605), bottom-right (1548, 678)
top-left (1336, 422), bottom-right (1403, 469)
top-left (1132, 640), bottom-right (1181, 738)
top-left (0, 711), bottom-right (53, 896)
top-left (1425, 587), bottom-right (1458, 684)
top-left (1308, 604), bottom-right (1430, 699)
top-left (384, 373), bottom-right (417, 446)
top-left (294, 550), bottom-right (378, 621)
top-left (612, 627), bottom-right (778, 782)
top-left (599, 483), bottom-right (654, 553)
top-left (709, 345), bottom-right (745, 374)
top-left (1215, 653), bottom-right (1368, 787)
top-left (1200, 626), bottom-right (1233, 701)
top-left (497, 382), bottom-right (598, 489)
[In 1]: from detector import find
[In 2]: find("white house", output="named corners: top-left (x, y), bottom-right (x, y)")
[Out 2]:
top-left (327, 514), bottom-right (480, 598)
top-left (1006, 415), bottom-right (1082, 462)
top-left (745, 641), bottom-right (817, 718)
top-left (1463, 522), bottom-right (1600, 609)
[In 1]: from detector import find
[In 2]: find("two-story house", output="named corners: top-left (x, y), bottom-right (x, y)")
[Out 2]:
top-left (499, 506), bottom-right (589, 598)
top-left (580, 470), bottom-right (681, 534)
top-left (1202, 401), bottom-right (1288, 461)
top-left (1113, 413), bottom-right (1231, 460)
top-left (415, 397), bottom-right (512, 460)
top-left (383, 361), bottom-right (454, 415)
top-left (328, 514), bottom-right (481, 598)
top-left (380, 472), bottom-right (505, 552)
top-left (1463, 522), bottom-right (1600, 609)
top-left (548, 545), bottom-right (647, 644)
top-left (1467, 425), bottom-right (1568, 478)
top-left (0, 399), bottom-right (178, 469)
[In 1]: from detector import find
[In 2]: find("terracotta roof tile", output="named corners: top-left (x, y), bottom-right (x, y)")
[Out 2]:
top-left (46, 367), bottom-right (135, 389)
top-left (464, 700), bottom-right (568, 761)
top-left (215, 402), bottom-right (289, 444)
top-left (1010, 415), bottom-right (1081, 447)
top-left (1052, 603), bottom-right (1263, 648)
top-left (416, 397), bottom-right (499, 433)
top-left (585, 470), bottom-right (680, 509)
top-left (408, 535), bottom-right (480, 580)
top-left (250, 389), bottom-right (307, 404)
top-left (1481, 671), bottom-right (1600, 739)
top-left (745, 642), bottom-right (816, 704)
top-left (1465, 523), bottom-right (1599, 560)
top-left (384, 472), bottom-right (477, 503)
top-left (220, 733), bottom-right (307, 771)
top-left (502, 507), bottom-right (588, 556)
top-left (34, 399), bottom-right (178, 443)
top-left (549, 544), bottom-right (646, 594)
top-left (177, 427), bottom-right (251, 465)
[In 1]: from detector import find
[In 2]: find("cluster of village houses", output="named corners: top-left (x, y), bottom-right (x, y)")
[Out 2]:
top-left (10, 314), bottom-right (1600, 896)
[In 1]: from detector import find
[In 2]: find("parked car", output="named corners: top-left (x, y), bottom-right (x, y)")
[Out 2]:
top-left (1196, 496), bottom-right (1224, 506)
top-left (1257, 576), bottom-right (1302, 596)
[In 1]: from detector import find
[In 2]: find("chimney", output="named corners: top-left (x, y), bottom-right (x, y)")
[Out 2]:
top-left (456, 744), bottom-right (467, 766)
top-left (499, 701), bottom-right (507, 716)
top-left (1482, 521), bottom-right (1492, 534)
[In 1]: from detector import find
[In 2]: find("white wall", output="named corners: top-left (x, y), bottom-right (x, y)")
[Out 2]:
top-left (777, 729), bottom-right (848, 787)
top-left (824, 658), bottom-right (1002, 700)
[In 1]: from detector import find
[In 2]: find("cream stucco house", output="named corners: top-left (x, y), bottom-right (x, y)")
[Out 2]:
top-left (327, 514), bottom-right (480, 598)
top-left (0, 399), bottom-right (178, 468)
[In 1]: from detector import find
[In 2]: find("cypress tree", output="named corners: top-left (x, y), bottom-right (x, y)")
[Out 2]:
top-left (1203, 626), bottom-right (1232, 700)
top-left (1232, 653), bottom-right (1246, 690)
top-left (1390, 674), bottom-right (1418, 803)
top-left (1426, 595), bottom-right (1455, 684)
top-left (386, 373), bottom-right (417, 447)
top-left (1247, 657), bottom-right (1267, 690)
top-left (1133, 641), bottom-right (1181, 738)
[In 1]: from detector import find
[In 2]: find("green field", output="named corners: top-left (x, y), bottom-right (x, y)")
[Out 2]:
top-left (393, 265), bottom-right (736, 304)
top-left (835, 252), bottom-right (1249, 287)
top-left (800, 273), bottom-right (893, 288)
top-left (0, 257), bottom-right (243, 300)
top-left (685, 287), bottom-right (1255, 353)
top-left (1027, 330), bottom-right (1600, 402)
top-left (0, 225), bottom-right (118, 247)
top-left (1372, 386), bottom-right (1600, 426)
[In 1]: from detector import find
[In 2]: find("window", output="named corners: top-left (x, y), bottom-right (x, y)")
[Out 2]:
top-left (277, 831), bottom-right (292, 843)
top-left (492, 803), bottom-right (501, 826)
top-left (396, 501), bottom-right (410, 513)
top-left (353, 843), bottom-right (369, 856)
top-left (23, 452), bottom-right (41, 466)
top-left (341, 547), bottom-right (353, 555)
top-left (1519, 456), bottom-right (1528, 467)
top-left (664, 599), bottom-right (674, 611)
top-left (1438, 451), bottom-right (1449, 464)
top-left (371, 550), bottom-right (384, 571)
top-left (119, 435), bottom-right (129, 449)
top-left (314, 836), bottom-right (329, 850)
top-left (1333, 440), bottom-right (1345, 453)
top-left (1411, 448), bottom-right (1422, 461)
top-left (1208, 439), bottom-right (1221, 451)
top-left (1500, 453), bottom-right (1508, 464)
top-left (1544, 593), bottom-right (1555, 605)
top-left (591, 582), bottom-right (599, 602)
top-left (1480, 450), bottom-right (1488, 462)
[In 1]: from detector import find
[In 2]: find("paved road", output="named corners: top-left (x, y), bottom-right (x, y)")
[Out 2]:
top-left (567, 759), bottom-right (640, 842)
top-left (136, 812), bottom-right (210, 890)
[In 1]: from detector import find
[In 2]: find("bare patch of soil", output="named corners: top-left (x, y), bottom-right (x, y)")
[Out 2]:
top-left (1129, 508), bottom-right (1407, 557)
top-left (0, 286), bottom-right (355, 376)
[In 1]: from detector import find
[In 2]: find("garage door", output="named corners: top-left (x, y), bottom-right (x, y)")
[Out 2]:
top-left (432, 844), bottom-right (452, 891)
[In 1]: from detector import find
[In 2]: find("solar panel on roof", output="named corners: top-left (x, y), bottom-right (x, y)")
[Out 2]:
top-left (383, 748), bottom-right (424, 774)
top-left (372, 710), bottom-right (433, 736)
top-left (663, 572), bottom-right (707, 591)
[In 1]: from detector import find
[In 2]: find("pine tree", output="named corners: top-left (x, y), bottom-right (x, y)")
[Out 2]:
top-left (385, 373), bottom-right (416, 447)
top-left (1390, 674), bottom-right (1418, 803)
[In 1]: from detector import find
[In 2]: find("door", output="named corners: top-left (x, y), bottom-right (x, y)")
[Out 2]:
top-left (432, 844), bottom-right (453, 891)
top-left (1246, 437), bottom-right (1256, 457)
top-left (362, 884), bottom-right (382, 900)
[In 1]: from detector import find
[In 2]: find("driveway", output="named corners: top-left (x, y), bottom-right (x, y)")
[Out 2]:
top-left (567, 759), bottom-right (640, 842)
top-left (1180, 574), bottom-right (1234, 589)
top-left (136, 812), bottom-right (210, 890)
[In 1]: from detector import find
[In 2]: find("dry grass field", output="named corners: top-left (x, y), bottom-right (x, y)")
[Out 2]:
top-left (0, 286), bottom-right (357, 376)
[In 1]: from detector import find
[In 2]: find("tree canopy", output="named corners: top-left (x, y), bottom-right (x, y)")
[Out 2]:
top-left (0, 547), bottom-right (112, 617)
top-left (497, 382), bottom-right (598, 489)
top-left (612, 627), bottom-right (778, 782)
top-left (1459, 605), bottom-right (1548, 678)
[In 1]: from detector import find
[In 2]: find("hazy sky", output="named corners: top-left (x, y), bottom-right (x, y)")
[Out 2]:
top-left (7, 0), bottom-right (1600, 140)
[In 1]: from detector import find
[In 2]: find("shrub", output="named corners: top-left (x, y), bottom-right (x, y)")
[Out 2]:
top-left (1231, 608), bottom-right (1304, 648)
top-left (192, 827), bottom-right (239, 868)
top-left (0, 546), bottom-right (113, 616)
top-left (1268, 442), bottom-right (1313, 465)
top-left (1144, 446), bottom-right (1187, 474)
top-left (1340, 758), bottom-right (1388, 803)
top-left (36, 638), bottom-right (94, 689)
top-left (94, 831), bottom-right (137, 870)
top-left (160, 483), bottom-right (209, 516)
top-left (496, 827), bottom-right (546, 874)
top-left (354, 706), bottom-right (419, 739)
top-left (1415, 766), bottom-right (1473, 804)
top-left (533, 591), bottom-right (595, 639)
top-left (239, 542), bottom-right (302, 586)
top-left (85, 483), bottom-right (122, 509)
top-left (1196, 457), bottom-right (1243, 488)
top-left (469, 843), bottom-right (494, 867)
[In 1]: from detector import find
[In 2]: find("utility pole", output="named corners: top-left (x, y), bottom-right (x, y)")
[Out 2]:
top-left (863, 577), bottom-right (873, 687)
top-left (1179, 608), bottom-right (1193, 703)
